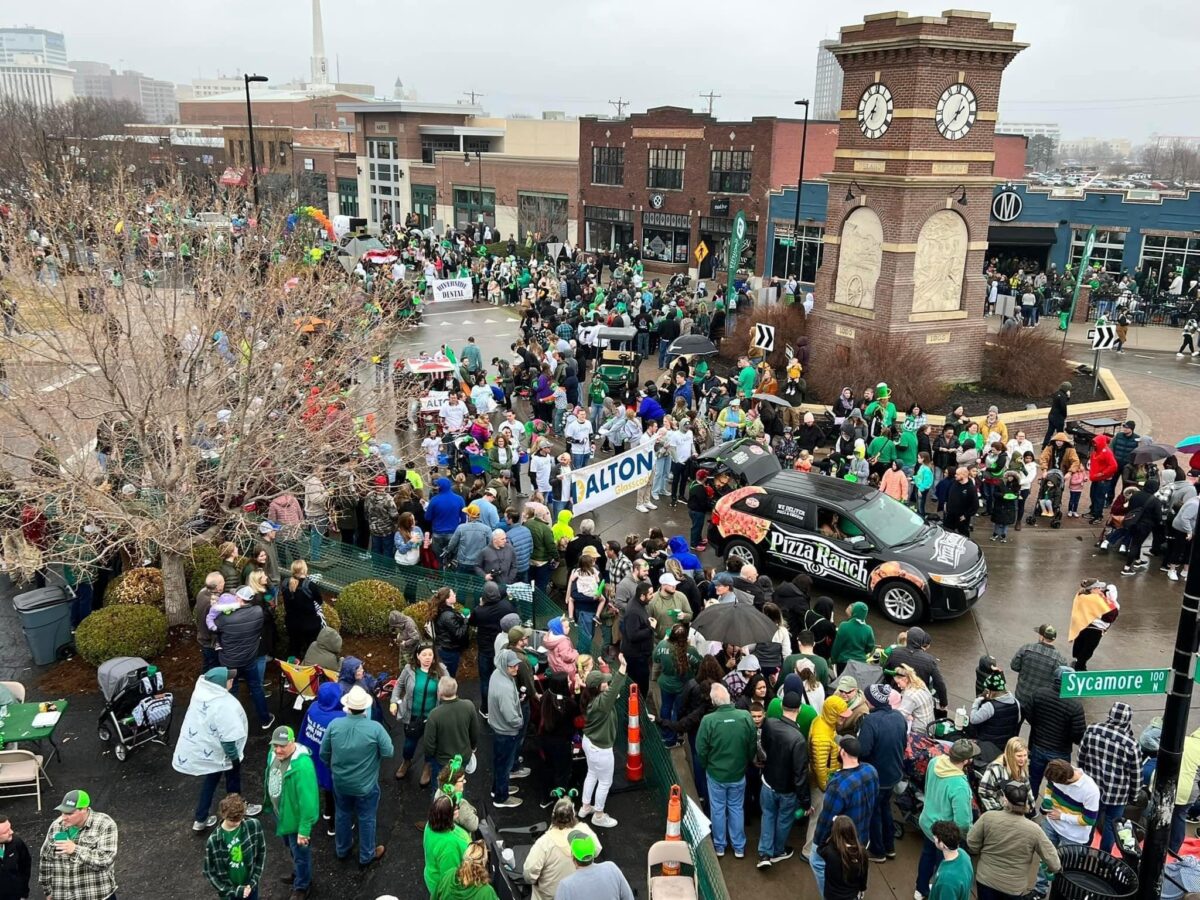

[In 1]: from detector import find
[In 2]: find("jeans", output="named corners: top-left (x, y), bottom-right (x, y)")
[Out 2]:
top-left (369, 533), bottom-right (392, 558)
top-left (869, 785), bottom-right (896, 856)
top-left (282, 833), bottom-right (313, 889)
top-left (688, 733), bottom-right (708, 804)
top-left (636, 332), bottom-right (649, 357)
top-left (1036, 816), bottom-right (1075, 894)
top-left (334, 784), bottom-right (380, 865)
top-left (477, 651), bottom-right (495, 712)
top-left (652, 456), bottom-right (671, 497)
top-left (70, 581), bottom-right (94, 627)
top-left (194, 760), bottom-right (241, 821)
top-left (689, 511), bottom-right (706, 547)
top-left (571, 451), bottom-right (591, 470)
top-left (758, 781), bottom-right (799, 858)
top-left (438, 649), bottom-right (462, 678)
top-left (431, 533), bottom-right (452, 562)
top-left (576, 610), bottom-right (595, 654)
top-left (1068, 490), bottom-right (1081, 514)
top-left (1096, 801), bottom-right (1125, 853)
top-left (707, 775), bottom-right (747, 854)
top-left (531, 562), bottom-right (552, 596)
top-left (492, 732), bottom-right (520, 801)
top-left (1029, 745), bottom-right (1067, 797)
top-left (231, 658), bottom-right (271, 725)
top-left (658, 342), bottom-right (672, 369)
top-left (978, 885), bottom-right (1022, 900)
top-left (201, 646), bottom-right (220, 673)
top-left (916, 835), bottom-right (942, 897)
top-left (659, 690), bottom-right (681, 746)
top-left (590, 402), bottom-right (605, 431)
top-left (307, 515), bottom-right (328, 559)
top-left (1170, 802), bottom-right (1193, 852)
top-left (402, 718), bottom-right (427, 761)
top-left (809, 842), bottom-right (827, 894)
top-left (1088, 479), bottom-right (1108, 518)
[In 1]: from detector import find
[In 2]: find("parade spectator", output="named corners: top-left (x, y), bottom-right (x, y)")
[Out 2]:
top-left (390, 645), bottom-right (448, 785)
top-left (1026, 666), bottom-right (1087, 794)
top-left (1011, 624), bottom-right (1067, 713)
top-left (552, 831), bottom-right (635, 900)
top-left (299, 682), bottom-right (344, 831)
top-left (523, 798), bottom-right (602, 900)
top-left (756, 690), bottom-right (812, 869)
top-left (977, 737), bottom-right (1035, 813)
top-left (968, 780), bottom-right (1061, 900)
top-left (0, 816), bottom-right (31, 900)
top-left (698, 682), bottom-right (758, 858)
top-left (1077, 701), bottom-right (1141, 853)
top-left (488, 649), bottom-right (525, 809)
top-left (1032, 760), bottom-right (1100, 897)
top-left (915, 740), bottom-right (979, 900)
top-left (927, 821), bottom-right (973, 900)
top-left (580, 655), bottom-right (630, 829)
top-left (809, 736), bottom-right (878, 895)
top-left (264, 727), bottom-right (319, 900)
top-left (858, 684), bottom-right (907, 862)
top-left (423, 677), bottom-right (480, 790)
top-left (203, 794), bottom-right (266, 900)
top-left (423, 794), bottom-right (471, 897)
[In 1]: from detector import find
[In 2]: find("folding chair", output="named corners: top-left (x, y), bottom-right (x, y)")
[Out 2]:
top-left (276, 660), bottom-right (333, 713)
top-left (646, 840), bottom-right (697, 900)
top-left (0, 681), bottom-right (26, 702)
top-left (0, 749), bottom-right (44, 810)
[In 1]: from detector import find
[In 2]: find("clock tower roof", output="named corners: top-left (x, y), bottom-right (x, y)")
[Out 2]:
top-left (831, 9), bottom-right (1027, 55)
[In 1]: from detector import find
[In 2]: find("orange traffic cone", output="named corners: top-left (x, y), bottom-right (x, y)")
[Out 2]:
top-left (663, 784), bottom-right (683, 875)
top-left (626, 682), bottom-right (644, 783)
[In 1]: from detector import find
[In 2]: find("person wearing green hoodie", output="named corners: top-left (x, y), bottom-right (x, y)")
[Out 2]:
top-left (264, 725), bottom-right (320, 900)
top-left (915, 739), bottom-right (980, 899)
top-left (830, 602), bottom-right (875, 670)
top-left (697, 682), bottom-right (758, 858)
top-left (581, 655), bottom-right (630, 829)
top-left (424, 792), bottom-right (471, 896)
top-left (431, 837), bottom-right (498, 900)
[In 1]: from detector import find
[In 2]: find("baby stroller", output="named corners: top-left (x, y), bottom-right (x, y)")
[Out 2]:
top-left (96, 656), bottom-right (174, 762)
top-left (1025, 468), bottom-right (1064, 529)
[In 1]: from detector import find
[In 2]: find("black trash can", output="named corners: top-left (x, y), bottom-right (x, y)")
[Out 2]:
top-left (1051, 844), bottom-right (1139, 900)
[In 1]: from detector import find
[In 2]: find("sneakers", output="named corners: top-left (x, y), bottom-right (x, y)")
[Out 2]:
top-left (1135, 558), bottom-right (1150, 568)
top-left (696, 541), bottom-right (708, 551)
top-left (645, 501), bottom-right (658, 510)
top-left (591, 812), bottom-right (619, 828)
top-left (757, 855), bottom-right (773, 869)
top-left (260, 714), bottom-right (276, 732)
top-left (1121, 566), bottom-right (1139, 576)
top-left (493, 797), bottom-right (523, 808)
top-left (511, 767), bottom-right (531, 779)
top-left (1179, 352), bottom-right (1186, 359)
top-left (869, 853), bottom-right (888, 863)
top-left (245, 803), bottom-right (262, 817)
top-left (1169, 569), bottom-right (1180, 582)
top-left (886, 850), bottom-right (897, 859)
top-left (579, 804), bottom-right (595, 818)
top-left (733, 849), bottom-right (745, 859)
top-left (1099, 540), bottom-right (1109, 550)
top-left (715, 848), bottom-right (726, 858)
top-left (192, 815), bottom-right (218, 832)
top-left (770, 848), bottom-right (795, 864)
top-left (636, 504), bottom-right (650, 513)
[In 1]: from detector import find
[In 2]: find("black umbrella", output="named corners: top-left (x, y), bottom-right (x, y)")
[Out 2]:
top-left (667, 334), bottom-right (718, 356)
top-left (691, 602), bottom-right (778, 646)
top-left (753, 392), bottom-right (790, 407)
top-left (1130, 442), bottom-right (1177, 465)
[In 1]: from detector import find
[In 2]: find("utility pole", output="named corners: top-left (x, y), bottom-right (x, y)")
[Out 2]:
top-left (699, 91), bottom-right (721, 116)
top-left (463, 89), bottom-right (484, 105)
top-left (608, 97), bottom-right (630, 118)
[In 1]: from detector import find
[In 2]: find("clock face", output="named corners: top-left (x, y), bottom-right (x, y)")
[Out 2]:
top-left (857, 83), bottom-right (894, 139)
top-left (936, 83), bottom-right (977, 141)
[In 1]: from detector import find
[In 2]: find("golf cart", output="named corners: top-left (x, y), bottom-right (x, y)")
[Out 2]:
top-left (592, 325), bottom-right (640, 399)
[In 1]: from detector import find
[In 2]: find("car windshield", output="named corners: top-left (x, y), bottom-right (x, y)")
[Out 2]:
top-left (852, 493), bottom-right (926, 546)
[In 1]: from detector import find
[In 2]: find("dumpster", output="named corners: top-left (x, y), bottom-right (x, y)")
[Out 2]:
top-left (1051, 845), bottom-right (1138, 900)
top-left (12, 586), bottom-right (72, 665)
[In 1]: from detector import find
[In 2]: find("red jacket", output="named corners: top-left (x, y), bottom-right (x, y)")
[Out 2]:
top-left (1088, 434), bottom-right (1119, 483)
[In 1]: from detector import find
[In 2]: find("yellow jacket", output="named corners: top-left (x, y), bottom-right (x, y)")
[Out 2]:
top-left (809, 696), bottom-right (848, 790)
top-left (1175, 726), bottom-right (1200, 805)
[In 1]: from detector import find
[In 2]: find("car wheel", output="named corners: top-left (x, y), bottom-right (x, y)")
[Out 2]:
top-left (724, 538), bottom-right (759, 572)
top-left (875, 580), bottom-right (927, 626)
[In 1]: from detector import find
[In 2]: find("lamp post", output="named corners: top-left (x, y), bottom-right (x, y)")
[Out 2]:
top-left (243, 73), bottom-right (269, 208)
top-left (464, 150), bottom-right (483, 238)
top-left (783, 99), bottom-right (810, 288)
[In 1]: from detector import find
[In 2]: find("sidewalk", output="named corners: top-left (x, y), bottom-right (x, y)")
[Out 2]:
top-left (985, 316), bottom-right (1188, 354)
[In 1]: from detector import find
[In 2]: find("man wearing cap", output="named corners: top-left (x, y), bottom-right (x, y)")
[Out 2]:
top-left (1026, 665), bottom-right (1086, 795)
top-left (473, 488), bottom-right (500, 530)
top-left (445, 505), bottom-right (492, 573)
top-left (39, 790), bottom-right (119, 900)
top-left (319, 685), bottom-right (392, 870)
top-left (472, 581), bottom-right (515, 714)
top-left (363, 476), bottom-right (398, 557)
top-left (647, 572), bottom-right (691, 642)
top-left (858, 683), bottom-right (907, 863)
top-left (809, 736), bottom-right (878, 894)
top-left (1011, 624), bottom-right (1068, 715)
top-left (697, 682), bottom-right (758, 858)
top-left (713, 571), bottom-right (751, 606)
top-left (967, 780), bottom-right (1061, 900)
top-left (886, 627), bottom-right (949, 713)
top-left (215, 587), bottom-right (273, 732)
top-left (914, 739), bottom-right (979, 900)
top-left (488, 649), bottom-right (526, 807)
top-left (554, 830), bottom-right (635, 900)
top-left (756, 690), bottom-right (812, 869)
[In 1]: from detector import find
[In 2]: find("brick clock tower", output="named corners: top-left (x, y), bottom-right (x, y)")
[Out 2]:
top-left (809, 10), bottom-right (1026, 383)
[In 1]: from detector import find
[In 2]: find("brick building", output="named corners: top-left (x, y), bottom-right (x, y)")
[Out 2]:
top-left (179, 87), bottom-right (365, 129)
top-left (222, 125), bottom-right (355, 214)
top-left (577, 107), bottom-right (840, 284)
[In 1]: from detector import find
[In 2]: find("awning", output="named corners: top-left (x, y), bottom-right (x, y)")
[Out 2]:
top-left (988, 225), bottom-right (1058, 246)
top-left (219, 167), bottom-right (248, 187)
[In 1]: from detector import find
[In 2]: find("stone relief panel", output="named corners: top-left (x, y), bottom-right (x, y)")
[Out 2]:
top-left (832, 207), bottom-right (883, 311)
top-left (912, 210), bottom-right (968, 314)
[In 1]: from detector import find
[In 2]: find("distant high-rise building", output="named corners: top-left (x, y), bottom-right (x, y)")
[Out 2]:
top-left (0, 26), bottom-right (75, 106)
top-left (813, 39), bottom-right (843, 121)
top-left (72, 61), bottom-right (177, 123)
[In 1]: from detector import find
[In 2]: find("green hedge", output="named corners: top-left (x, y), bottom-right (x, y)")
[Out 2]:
top-left (104, 567), bottom-right (165, 608)
top-left (336, 579), bottom-right (405, 636)
top-left (483, 240), bottom-right (532, 260)
top-left (75, 605), bottom-right (169, 666)
top-left (186, 544), bottom-right (223, 597)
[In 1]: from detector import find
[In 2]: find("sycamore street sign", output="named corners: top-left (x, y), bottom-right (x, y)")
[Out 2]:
top-left (1060, 668), bottom-right (1169, 699)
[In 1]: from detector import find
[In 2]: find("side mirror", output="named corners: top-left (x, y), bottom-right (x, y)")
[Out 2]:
top-left (847, 534), bottom-right (874, 552)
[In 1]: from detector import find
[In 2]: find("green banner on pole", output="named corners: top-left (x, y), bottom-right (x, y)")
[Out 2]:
top-left (726, 210), bottom-right (747, 304)
top-left (1060, 667), bottom-right (1169, 699)
top-left (1065, 225), bottom-right (1097, 322)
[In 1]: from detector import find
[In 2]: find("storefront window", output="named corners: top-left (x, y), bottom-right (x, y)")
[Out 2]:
top-left (642, 211), bottom-right (691, 263)
top-left (518, 192), bottom-right (568, 242)
top-left (585, 205), bottom-right (634, 252)
top-left (772, 224), bottom-right (824, 282)
top-left (411, 184), bottom-right (436, 229)
top-left (1070, 228), bottom-right (1125, 274)
top-left (452, 186), bottom-right (496, 230)
top-left (1139, 234), bottom-right (1200, 292)
top-left (420, 137), bottom-right (457, 164)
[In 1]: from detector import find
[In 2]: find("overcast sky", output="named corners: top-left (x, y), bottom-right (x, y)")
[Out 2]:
top-left (26, 0), bottom-right (1200, 142)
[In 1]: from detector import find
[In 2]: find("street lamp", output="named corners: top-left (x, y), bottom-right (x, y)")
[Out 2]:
top-left (243, 73), bottom-right (269, 208)
top-left (782, 99), bottom-right (810, 287)
top-left (464, 150), bottom-right (482, 237)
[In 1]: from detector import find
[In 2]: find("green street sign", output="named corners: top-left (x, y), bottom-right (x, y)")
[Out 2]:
top-left (725, 210), bottom-right (747, 303)
top-left (778, 238), bottom-right (795, 248)
top-left (1060, 668), bottom-right (1169, 699)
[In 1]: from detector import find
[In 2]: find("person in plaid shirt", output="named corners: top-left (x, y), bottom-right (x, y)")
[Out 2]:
top-left (39, 789), bottom-right (119, 900)
top-left (1077, 701), bottom-right (1141, 854)
top-left (809, 736), bottom-right (878, 896)
top-left (1010, 623), bottom-right (1067, 711)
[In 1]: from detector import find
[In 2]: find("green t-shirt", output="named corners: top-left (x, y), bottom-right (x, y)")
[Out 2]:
top-left (221, 823), bottom-right (249, 886)
top-left (929, 850), bottom-right (974, 900)
top-left (738, 365), bottom-right (757, 399)
top-left (867, 436), bottom-right (895, 464)
top-left (894, 431), bottom-right (918, 468)
top-left (782, 652), bottom-right (829, 685)
top-left (652, 641), bottom-right (701, 695)
top-left (958, 430), bottom-right (983, 452)
top-left (267, 754), bottom-right (290, 814)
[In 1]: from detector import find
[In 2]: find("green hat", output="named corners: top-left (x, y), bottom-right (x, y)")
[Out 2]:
top-left (569, 829), bottom-right (598, 863)
top-left (270, 725), bottom-right (296, 747)
top-left (875, 382), bottom-right (890, 399)
top-left (585, 669), bottom-right (612, 690)
top-left (56, 789), bottom-right (91, 813)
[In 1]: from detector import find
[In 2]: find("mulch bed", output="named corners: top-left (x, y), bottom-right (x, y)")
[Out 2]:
top-left (943, 371), bottom-right (1103, 419)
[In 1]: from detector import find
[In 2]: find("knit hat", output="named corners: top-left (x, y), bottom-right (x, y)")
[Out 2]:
top-left (203, 667), bottom-right (230, 686)
top-left (866, 683), bottom-right (893, 709)
top-left (499, 613), bottom-right (521, 632)
top-left (983, 672), bottom-right (1007, 692)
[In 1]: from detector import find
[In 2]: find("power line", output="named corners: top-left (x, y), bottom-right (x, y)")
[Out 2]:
top-left (463, 89), bottom-right (484, 105)
top-left (608, 97), bottom-right (630, 118)
top-left (699, 90), bottom-right (721, 115)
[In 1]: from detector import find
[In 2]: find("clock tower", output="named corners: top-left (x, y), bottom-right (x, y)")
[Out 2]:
top-left (808, 10), bottom-right (1026, 384)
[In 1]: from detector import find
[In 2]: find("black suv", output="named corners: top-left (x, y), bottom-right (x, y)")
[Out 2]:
top-left (706, 445), bottom-right (987, 624)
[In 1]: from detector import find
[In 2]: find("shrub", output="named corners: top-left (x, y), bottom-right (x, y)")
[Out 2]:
top-left (186, 543), bottom-right (223, 597)
top-left (808, 332), bottom-right (950, 412)
top-left (717, 303), bottom-right (809, 374)
top-left (273, 601), bottom-right (342, 658)
top-left (75, 605), bottom-right (168, 666)
top-left (982, 328), bottom-right (1073, 400)
top-left (336, 579), bottom-right (405, 636)
top-left (104, 567), bottom-right (165, 608)
top-left (484, 240), bottom-right (532, 260)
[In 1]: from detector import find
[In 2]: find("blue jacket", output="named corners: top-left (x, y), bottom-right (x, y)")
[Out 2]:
top-left (425, 477), bottom-right (466, 534)
top-left (674, 380), bottom-right (693, 407)
top-left (446, 521), bottom-right (493, 569)
top-left (638, 395), bottom-right (665, 421)
top-left (667, 536), bottom-right (702, 574)
top-left (299, 683), bottom-right (346, 790)
top-left (856, 707), bottom-right (909, 789)
top-left (473, 497), bottom-right (500, 529)
top-left (505, 523), bottom-right (533, 574)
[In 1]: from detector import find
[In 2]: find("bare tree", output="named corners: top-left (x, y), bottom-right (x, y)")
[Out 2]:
top-left (0, 166), bottom-right (418, 627)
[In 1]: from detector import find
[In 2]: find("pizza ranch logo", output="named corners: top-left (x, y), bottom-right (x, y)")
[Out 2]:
top-left (766, 527), bottom-right (869, 589)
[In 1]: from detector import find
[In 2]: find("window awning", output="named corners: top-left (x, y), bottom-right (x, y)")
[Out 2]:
top-left (988, 225), bottom-right (1058, 246)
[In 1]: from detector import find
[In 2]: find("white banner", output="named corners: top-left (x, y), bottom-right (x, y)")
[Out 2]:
top-left (569, 443), bottom-right (657, 514)
top-left (430, 278), bottom-right (474, 302)
top-left (419, 391), bottom-right (449, 412)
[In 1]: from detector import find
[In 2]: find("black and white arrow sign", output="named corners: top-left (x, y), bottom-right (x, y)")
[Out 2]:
top-left (753, 323), bottom-right (776, 352)
top-left (1090, 324), bottom-right (1118, 351)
